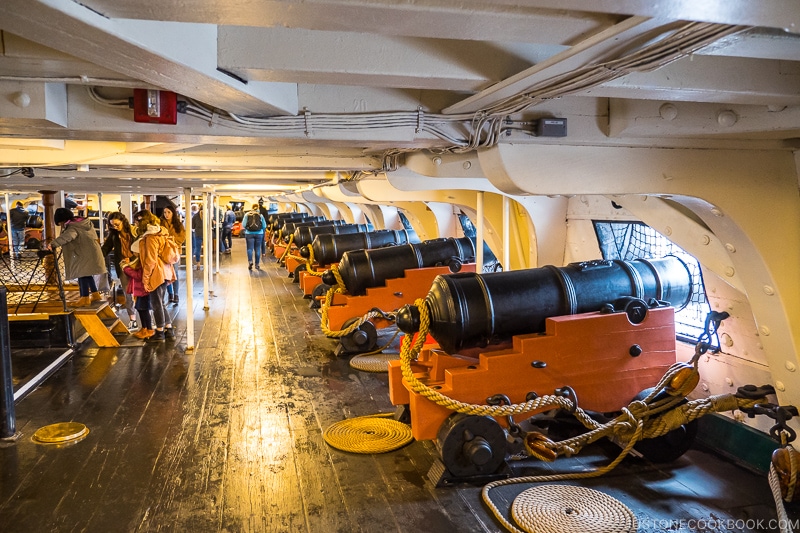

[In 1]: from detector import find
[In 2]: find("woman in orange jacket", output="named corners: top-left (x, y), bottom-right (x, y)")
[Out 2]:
top-left (132, 210), bottom-right (176, 341)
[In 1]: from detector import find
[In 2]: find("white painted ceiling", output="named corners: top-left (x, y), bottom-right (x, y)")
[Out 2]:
top-left (0, 0), bottom-right (798, 194)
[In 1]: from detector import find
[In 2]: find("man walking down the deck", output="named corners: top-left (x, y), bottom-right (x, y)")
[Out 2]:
top-left (242, 204), bottom-right (266, 271)
top-left (9, 201), bottom-right (26, 255)
top-left (47, 207), bottom-right (107, 307)
top-left (222, 204), bottom-right (235, 254)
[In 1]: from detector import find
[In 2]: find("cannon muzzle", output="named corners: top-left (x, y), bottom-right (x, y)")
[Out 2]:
top-left (397, 256), bottom-right (692, 354)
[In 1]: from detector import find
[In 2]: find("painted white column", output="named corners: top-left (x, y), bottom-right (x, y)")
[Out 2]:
top-left (4, 193), bottom-right (13, 264)
top-left (502, 195), bottom-right (510, 271)
top-left (120, 193), bottom-right (132, 221)
top-left (183, 187), bottom-right (194, 352)
top-left (203, 192), bottom-right (210, 308)
top-left (476, 191), bottom-right (484, 272)
top-left (214, 193), bottom-right (220, 274)
top-left (97, 192), bottom-right (104, 244)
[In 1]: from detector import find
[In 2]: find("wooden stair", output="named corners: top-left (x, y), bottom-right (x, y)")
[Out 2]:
top-left (72, 302), bottom-right (130, 347)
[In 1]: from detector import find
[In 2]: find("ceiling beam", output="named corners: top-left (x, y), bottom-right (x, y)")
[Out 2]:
top-left (443, 16), bottom-right (666, 114)
top-left (218, 27), bottom-right (566, 92)
top-left (76, 0), bottom-right (800, 35)
top-left (75, 1), bottom-right (618, 44)
top-left (589, 55), bottom-right (800, 106)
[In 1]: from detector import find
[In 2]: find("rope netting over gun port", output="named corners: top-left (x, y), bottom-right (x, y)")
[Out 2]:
top-left (0, 249), bottom-right (69, 313)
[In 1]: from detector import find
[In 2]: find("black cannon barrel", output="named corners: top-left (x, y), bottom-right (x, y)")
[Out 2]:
top-left (396, 256), bottom-right (692, 354)
top-left (279, 216), bottom-right (328, 237)
top-left (323, 237), bottom-right (476, 296)
top-left (294, 223), bottom-right (374, 248)
top-left (268, 213), bottom-right (310, 231)
top-left (305, 228), bottom-right (421, 264)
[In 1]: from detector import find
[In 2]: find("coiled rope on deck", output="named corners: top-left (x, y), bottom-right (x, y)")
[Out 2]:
top-left (323, 413), bottom-right (413, 453)
top-left (511, 485), bottom-right (637, 533)
top-left (350, 349), bottom-right (400, 372)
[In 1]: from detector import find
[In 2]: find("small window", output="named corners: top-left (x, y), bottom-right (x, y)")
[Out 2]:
top-left (593, 221), bottom-right (715, 346)
top-left (458, 212), bottom-right (501, 272)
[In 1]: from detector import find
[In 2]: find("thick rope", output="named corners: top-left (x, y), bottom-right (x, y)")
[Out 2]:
top-left (770, 457), bottom-right (796, 533)
top-left (323, 413), bottom-right (413, 453)
top-left (350, 351), bottom-right (399, 373)
top-left (304, 245), bottom-right (325, 277)
top-left (278, 233), bottom-right (294, 263)
top-left (319, 284), bottom-right (384, 338)
top-left (511, 485), bottom-right (637, 533)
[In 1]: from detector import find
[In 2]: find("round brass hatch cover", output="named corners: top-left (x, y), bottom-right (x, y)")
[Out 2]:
top-left (32, 422), bottom-right (89, 444)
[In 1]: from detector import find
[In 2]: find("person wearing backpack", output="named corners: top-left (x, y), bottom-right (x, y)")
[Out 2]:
top-left (242, 204), bottom-right (266, 271)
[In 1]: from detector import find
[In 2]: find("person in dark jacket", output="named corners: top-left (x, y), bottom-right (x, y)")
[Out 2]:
top-left (47, 207), bottom-right (107, 308)
top-left (190, 204), bottom-right (203, 269)
top-left (222, 204), bottom-right (235, 254)
top-left (9, 201), bottom-right (27, 254)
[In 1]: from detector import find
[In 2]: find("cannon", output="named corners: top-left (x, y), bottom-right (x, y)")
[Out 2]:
top-left (293, 223), bottom-right (374, 248)
top-left (302, 228), bottom-right (421, 265)
top-left (267, 212), bottom-right (310, 231)
top-left (322, 237), bottom-right (475, 296)
top-left (388, 256), bottom-right (696, 484)
top-left (279, 216), bottom-right (331, 238)
top-left (397, 256), bottom-right (692, 354)
top-left (282, 219), bottom-right (346, 243)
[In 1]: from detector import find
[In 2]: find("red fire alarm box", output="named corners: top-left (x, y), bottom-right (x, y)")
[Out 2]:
top-left (132, 89), bottom-right (178, 124)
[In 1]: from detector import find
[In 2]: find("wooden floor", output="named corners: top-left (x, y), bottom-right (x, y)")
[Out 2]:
top-left (0, 239), bottom-right (795, 532)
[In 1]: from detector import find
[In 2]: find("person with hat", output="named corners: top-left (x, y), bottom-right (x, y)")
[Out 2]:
top-left (46, 207), bottom-right (107, 307)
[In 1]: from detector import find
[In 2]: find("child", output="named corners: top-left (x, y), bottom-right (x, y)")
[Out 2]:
top-left (121, 257), bottom-right (153, 339)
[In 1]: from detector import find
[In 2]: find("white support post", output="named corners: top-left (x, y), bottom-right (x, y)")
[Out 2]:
top-left (214, 193), bottom-right (220, 274)
top-left (97, 192), bottom-right (104, 244)
top-left (120, 193), bottom-right (132, 221)
top-left (4, 193), bottom-right (13, 264)
top-left (502, 195), bottom-right (510, 271)
top-left (476, 191), bottom-right (484, 272)
top-left (203, 192), bottom-right (210, 308)
top-left (183, 187), bottom-right (194, 352)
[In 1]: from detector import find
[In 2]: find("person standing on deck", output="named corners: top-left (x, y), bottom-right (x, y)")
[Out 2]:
top-left (101, 212), bottom-right (139, 330)
top-left (242, 204), bottom-right (267, 271)
top-left (47, 207), bottom-right (107, 308)
top-left (221, 204), bottom-right (235, 254)
top-left (258, 198), bottom-right (270, 257)
top-left (9, 201), bottom-right (27, 254)
top-left (160, 201), bottom-right (186, 304)
top-left (190, 204), bottom-right (203, 269)
top-left (133, 210), bottom-right (176, 341)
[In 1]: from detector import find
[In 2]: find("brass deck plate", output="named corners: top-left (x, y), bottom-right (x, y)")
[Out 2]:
top-left (32, 422), bottom-right (89, 444)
